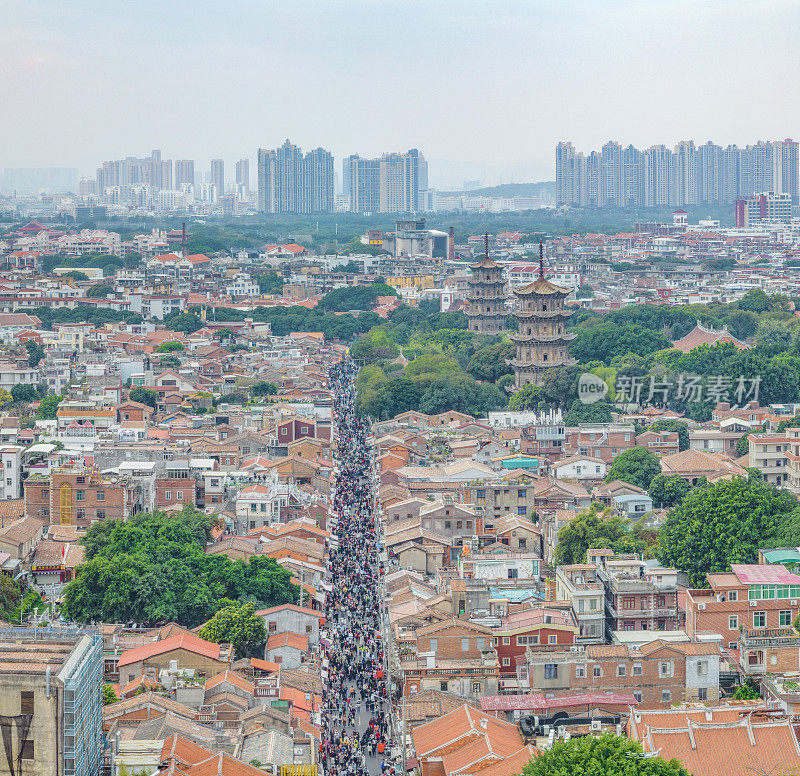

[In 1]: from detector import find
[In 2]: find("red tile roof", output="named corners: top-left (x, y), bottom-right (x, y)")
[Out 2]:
top-left (117, 633), bottom-right (222, 667)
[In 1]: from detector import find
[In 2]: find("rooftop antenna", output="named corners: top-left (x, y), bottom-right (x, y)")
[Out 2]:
top-left (539, 242), bottom-right (545, 279)
top-left (484, 231), bottom-right (489, 261)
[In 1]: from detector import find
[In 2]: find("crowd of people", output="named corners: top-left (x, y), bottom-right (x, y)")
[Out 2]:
top-left (320, 357), bottom-right (394, 776)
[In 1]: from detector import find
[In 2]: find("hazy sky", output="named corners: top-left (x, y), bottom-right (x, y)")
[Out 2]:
top-left (2, 0), bottom-right (798, 187)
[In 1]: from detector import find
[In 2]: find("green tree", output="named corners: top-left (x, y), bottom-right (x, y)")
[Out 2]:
top-left (86, 283), bottom-right (115, 298)
top-left (162, 312), bottom-right (203, 334)
top-left (199, 602), bottom-right (267, 658)
top-left (156, 341), bottom-right (185, 353)
top-left (255, 271), bottom-right (283, 295)
top-left (570, 324), bottom-right (671, 363)
top-left (605, 447), bottom-right (661, 490)
top-left (11, 384), bottom-right (39, 404)
top-left (466, 341), bottom-right (515, 382)
top-left (648, 474), bottom-right (691, 508)
top-left (25, 339), bottom-right (45, 367)
top-left (555, 503), bottom-right (631, 565)
top-left (102, 684), bottom-right (119, 705)
top-left (251, 381), bottom-right (278, 397)
top-left (647, 419), bottom-right (690, 451)
top-left (564, 399), bottom-right (613, 425)
top-left (732, 680), bottom-right (760, 700)
top-left (658, 476), bottom-right (798, 587)
top-left (0, 574), bottom-right (20, 620)
top-left (62, 508), bottom-right (298, 626)
top-left (521, 733), bottom-right (690, 776)
top-left (509, 384), bottom-right (544, 410)
top-left (36, 394), bottom-right (63, 420)
top-left (129, 387), bottom-right (159, 410)
top-left (60, 270), bottom-right (90, 282)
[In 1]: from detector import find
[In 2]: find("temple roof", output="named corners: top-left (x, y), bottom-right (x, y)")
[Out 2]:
top-left (514, 277), bottom-right (571, 296)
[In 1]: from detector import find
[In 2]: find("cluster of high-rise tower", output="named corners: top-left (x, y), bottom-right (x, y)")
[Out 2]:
top-left (556, 139), bottom-right (799, 208)
top-left (466, 243), bottom-right (575, 389)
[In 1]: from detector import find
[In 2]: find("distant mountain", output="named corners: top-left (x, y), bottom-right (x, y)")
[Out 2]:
top-left (437, 181), bottom-right (556, 198)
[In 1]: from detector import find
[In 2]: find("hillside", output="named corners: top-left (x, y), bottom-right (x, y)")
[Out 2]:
top-left (438, 181), bottom-right (556, 198)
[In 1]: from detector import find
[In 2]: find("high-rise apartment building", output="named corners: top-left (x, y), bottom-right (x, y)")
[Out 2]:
top-left (210, 159), bottom-right (225, 199)
top-left (556, 138), bottom-right (799, 208)
top-left (96, 150), bottom-right (172, 194)
top-left (235, 158), bottom-right (250, 195)
top-left (378, 149), bottom-right (427, 213)
top-left (174, 159), bottom-right (195, 188)
top-left (257, 140), bottom-right (334, 214)
top-left (345, 155), bottom-right (380, 213)
top-left (773, 139), bottom-right (799, 204)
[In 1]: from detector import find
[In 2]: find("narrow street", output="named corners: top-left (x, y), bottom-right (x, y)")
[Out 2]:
top-left (320, 358), bottom-right (394, 776)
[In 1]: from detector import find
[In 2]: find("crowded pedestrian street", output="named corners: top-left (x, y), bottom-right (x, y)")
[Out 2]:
top-left (320, 357), bottom-right (395, 776)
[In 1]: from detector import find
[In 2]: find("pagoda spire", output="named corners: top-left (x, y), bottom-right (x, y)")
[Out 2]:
top-left (484, 231), bottom-right (489, 261)
top-left (538, 242), bottom-right (544, 279)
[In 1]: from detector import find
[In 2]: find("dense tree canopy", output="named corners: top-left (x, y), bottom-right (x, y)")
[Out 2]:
top-left (129, 387), bottom-right (159, 409)
top-left (605, 447), bottom-right (662, 490)
top-left (521, 734), bottom-right (690, 776)
top-left (648, 474), bottom-right (691, 508)
top-left (647, 419), bottom-right (689, 451)
top-left (62, 508), bottom-right (298, 626)
top-left (316, 283), bottom-right (399, 312)
top-left (658, 476), bottom-right (800, 587)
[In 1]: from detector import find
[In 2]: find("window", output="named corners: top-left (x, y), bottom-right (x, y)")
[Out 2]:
top-left (306, 625), bottom-right (312, 634)
top-left (41, 489), bottom-right (47, 498)
top-left (544, 664), bottom-right (558, 679)
top-left (20, 691), bottom-right (33, 715)
top-left (472, 682), bottom-right (482, 694)
top-left (165, 491), bottom-right (172, 500)
top-left (476, 638), bottom-right (484, 649)
top-left (548, 635), bottom-right (557, 645)
top-left (21, 741), bottom-right (33, 761)
top-left (476, 489), bottom-right (485, 499)
top-left (518, 489), bottom-right (526, 498)
top-left (440, 682), bottom-right (448, 692)
top-left (617, 663), bottom-right (626, 677)
top-left (96, 509), bottom-right (105, 519)
top-left (632, 663), bottom-right (642, 676)
top-left (753, 611), bottom-right (766, 628)
top-left (697, 661), bottom-right (708, 676)
top-left (729, 615), bottom-right (738, 630)
top-left (662, 690), bottom-right (671, 703)
top-left (461, 638), bottom-right (470, 652)
top-left (576, 664), bottom-right (586, 678)
top-left (659, 661), bottom-right (673, 678)
top-left (76, 509), bottom-right (85, 520)
top-left (502, 657), bottom-right (510, 666)
top-left (633, 690), bottom-right (643, 703)
top-left (781, 610), bottom-right (792, 626)
top-left (177, 491), bottom-right (184, 501)
top-left (517, 507), bottom-right (526, 516)
top-left (728, 591), bottom-right (738, 601)
top-left (502, 637), bottom-right (511, 645)
top-left (698, 688), bottom-right (708, 701)
top-left (593, 665), bottom-right (601, 678)
top-left (429, 639), bottom-right (437, 651)
top-left (96, 490), bottom-right (105, 502)
top-left (76, 476), bottom-right (85, 485)
top-left (76, 490), bottom-right (85, 501)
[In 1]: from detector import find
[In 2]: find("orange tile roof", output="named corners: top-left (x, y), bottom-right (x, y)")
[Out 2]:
top-left (203, 670), bottom-right (253, 694)
top-left (117, 633), bottom-right (221, 667)
top-left (266, 632), bottom-right (308, 652)
top-left (641, 716), bottom-right (800, 776)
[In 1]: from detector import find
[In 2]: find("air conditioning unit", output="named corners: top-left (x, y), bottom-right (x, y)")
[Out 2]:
top-left (590, 719), bottom-right (602, 731)
top-left (792, 600), bottom-right (797, 605)
top-left (750, 601), bottom-right (757, 607)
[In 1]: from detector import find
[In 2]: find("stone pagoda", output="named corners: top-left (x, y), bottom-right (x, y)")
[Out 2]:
top-left (466, 233), bottom-right (507, 334)
top-left (508, 244), bottom-right (577, 387)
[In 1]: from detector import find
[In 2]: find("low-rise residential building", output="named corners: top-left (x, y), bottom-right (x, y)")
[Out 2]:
top-left (555, 564), bottom-right (606, 644)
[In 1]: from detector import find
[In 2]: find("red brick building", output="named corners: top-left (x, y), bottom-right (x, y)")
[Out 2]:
top-left (155, 478), bottom-right (197, 509)
top-left (24, 466), bottom-right (141, 529)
